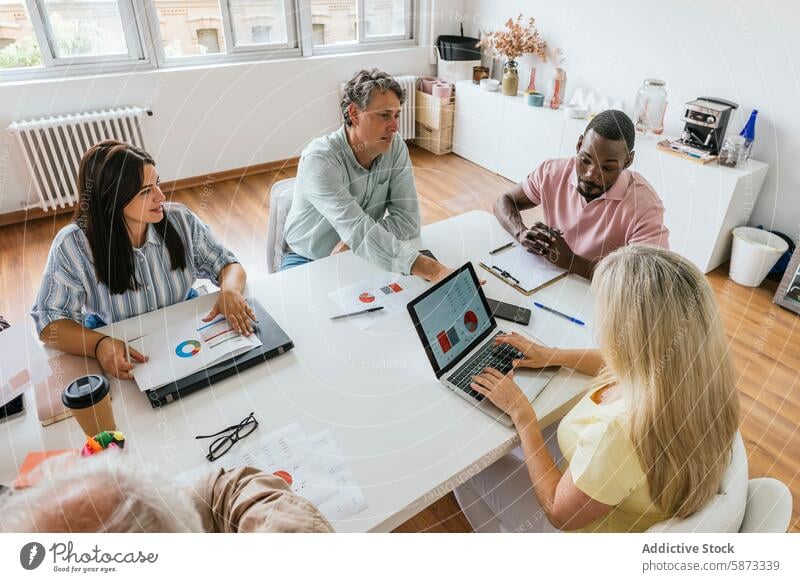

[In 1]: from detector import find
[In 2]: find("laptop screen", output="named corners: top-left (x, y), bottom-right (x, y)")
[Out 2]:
top-left (408, 263), bottom-right (495, 376)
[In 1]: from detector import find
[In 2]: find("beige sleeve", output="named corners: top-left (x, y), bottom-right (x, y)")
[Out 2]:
top-left (192, 466), bottom-right (334, 533)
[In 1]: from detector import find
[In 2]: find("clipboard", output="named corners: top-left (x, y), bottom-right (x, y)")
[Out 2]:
top-left (479, 245), bottom-right (567, 295)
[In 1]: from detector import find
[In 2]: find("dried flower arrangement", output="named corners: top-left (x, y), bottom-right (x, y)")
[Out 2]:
top-left (477, 15), bottom-right (548, 62)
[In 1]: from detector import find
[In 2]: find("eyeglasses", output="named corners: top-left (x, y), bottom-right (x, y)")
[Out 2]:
top-left (195, 412), bottom-right (258, 462)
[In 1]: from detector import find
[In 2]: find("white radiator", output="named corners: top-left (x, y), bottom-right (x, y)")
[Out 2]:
top-left (8, 107), bottom-right (150, 211)
top-left (394, 75), bottom-right (417, 140)
top-left (339, 75), bottom-right (417, 140)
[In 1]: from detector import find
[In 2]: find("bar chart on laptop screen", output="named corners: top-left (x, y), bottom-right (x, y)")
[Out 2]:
top-left (416, 270), bottom-right (492, 368)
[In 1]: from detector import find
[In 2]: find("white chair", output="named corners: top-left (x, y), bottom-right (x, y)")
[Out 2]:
top-left (739, 478), bottom-right (793, 533)
top-left (647, 433), bottom-right (793, 533)
top-left (265, 177), bottom-right (297, 274)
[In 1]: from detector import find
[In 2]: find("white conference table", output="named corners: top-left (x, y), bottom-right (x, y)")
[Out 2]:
top-left (1, 210), bottom-right (597, 532)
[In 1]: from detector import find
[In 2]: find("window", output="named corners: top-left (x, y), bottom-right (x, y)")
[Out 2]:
top-left (41, 0), bottom-right (130, 58)
top-left (251, 25), bottom-right (271, 44)
top-left (311, 0), bottom-right (355, 46)
top-left (0, 1), bottom-right (43, 69)
top-left (228, 0), bottom-right (286, 47)
top-left (153, 0), bottom-right (224, 58)
top-left (311, 22), bottom-right (323, 45)
top-left (364, 0), bottom-right (405, 38)
top-left (1, 0), bottom-right (143, 75)
top-left (0, 0), bottom-right (416, 79)
top-left (196, 27), bottom-right (220, 54)
top-left (310, 0), bottom-right (412, 50)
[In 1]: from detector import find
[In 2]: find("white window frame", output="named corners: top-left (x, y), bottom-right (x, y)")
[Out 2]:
top-left (141, 0), bottom-right (301, 69)
top-left (0, 0), bottom-right (420, 82)
top-left (1, 0), bottom-right (153, 81)
top-left (303, 0), bottom-right (415, 57)
top-left (31, 0), bottom-right (145, 64)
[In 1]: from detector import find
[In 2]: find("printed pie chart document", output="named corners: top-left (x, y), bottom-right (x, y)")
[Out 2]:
top-left (129, 314), bottom-right (262, 391)
top-left (329, 272), bottom-right (427, 330)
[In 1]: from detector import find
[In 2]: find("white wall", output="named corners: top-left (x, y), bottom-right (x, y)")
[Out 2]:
top-left (0, 47), bottom-right (434, 213)
top-left (461, 0), bottom-right (800, 238)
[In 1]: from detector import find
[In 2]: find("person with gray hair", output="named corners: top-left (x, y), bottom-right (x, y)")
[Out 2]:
top-left (282, 69), bottom-right (450, 281)
top-left (0, 450), bottom-right (333, 533)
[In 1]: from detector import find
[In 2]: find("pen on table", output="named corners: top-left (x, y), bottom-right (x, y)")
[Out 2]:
top-left (533, 302), bottom-right (585, 326)
top-left (489, 242), bottom-right (514, 255)
top-left (330, 306), bottom-right (385, 320)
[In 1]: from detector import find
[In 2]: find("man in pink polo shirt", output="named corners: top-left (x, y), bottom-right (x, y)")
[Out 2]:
top-left (494, 110), bottom-right (669, 279)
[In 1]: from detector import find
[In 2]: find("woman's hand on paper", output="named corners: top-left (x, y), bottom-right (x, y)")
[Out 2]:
top-left (96, 337), bottom-right (147, 381)
top-left (495, 332), bottom-right (560, 369)
top-left (205, 289), bottom-right (257, 337)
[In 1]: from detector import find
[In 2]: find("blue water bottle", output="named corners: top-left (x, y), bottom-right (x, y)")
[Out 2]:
top-left (739, 109), bottom-right (758, 160)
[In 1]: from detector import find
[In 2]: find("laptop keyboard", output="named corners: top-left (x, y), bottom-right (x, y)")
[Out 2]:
top-left (447, 332), bottom-right (524, 402)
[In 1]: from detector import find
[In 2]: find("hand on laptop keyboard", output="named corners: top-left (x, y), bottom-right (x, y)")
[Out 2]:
top-left (449, 333), bottom-right (523, 402)
top-left (470, 366), bottom-right (534, 421)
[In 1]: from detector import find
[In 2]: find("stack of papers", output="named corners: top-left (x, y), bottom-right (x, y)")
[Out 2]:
top-left (129, 314), bottom-right (262, 391)
top-left (178, 423), bottom-right (366, 523)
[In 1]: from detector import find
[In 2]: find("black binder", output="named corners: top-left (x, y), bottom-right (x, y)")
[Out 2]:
top-left (145, 299), bottom-right (294, 408)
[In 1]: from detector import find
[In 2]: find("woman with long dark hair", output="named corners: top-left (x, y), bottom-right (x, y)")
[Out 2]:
top-left (31, 140), bottom-right (254, 380)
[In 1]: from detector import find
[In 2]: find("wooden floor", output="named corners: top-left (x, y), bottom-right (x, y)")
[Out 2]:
top-left (1, 145), bottom-right (797, 533)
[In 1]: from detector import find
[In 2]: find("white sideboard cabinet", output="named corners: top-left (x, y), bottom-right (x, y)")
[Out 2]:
top-left (452, 80), bottom-right (769, 273)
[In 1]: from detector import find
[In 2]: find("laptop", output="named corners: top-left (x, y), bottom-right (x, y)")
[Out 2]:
top-left (145, 299), bottom-right (294, 408)
top-left (407, 263), bottom-right (555, 427)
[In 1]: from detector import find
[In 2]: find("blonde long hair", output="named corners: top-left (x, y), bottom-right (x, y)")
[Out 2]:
top-left (592, 245), bottom-right (739, 518)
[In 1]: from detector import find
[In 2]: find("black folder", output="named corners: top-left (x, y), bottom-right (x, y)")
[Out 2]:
top-left (145, 299), bottom-right (294, 408)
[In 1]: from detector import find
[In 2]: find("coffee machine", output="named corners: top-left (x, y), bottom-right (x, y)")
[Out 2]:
top-left (679, 97), bottom-right (738, 155)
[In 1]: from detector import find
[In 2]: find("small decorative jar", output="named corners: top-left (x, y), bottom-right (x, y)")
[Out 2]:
top-left (527, 92), bottom-right (544, 107)
top-left (501, 60), bottom-right (519, 96)
top-left (472, 66), bottom-right (490, 84)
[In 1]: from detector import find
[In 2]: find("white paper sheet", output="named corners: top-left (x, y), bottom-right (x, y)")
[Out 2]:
top-left (230, 424), bottom-right (337, 507)
top-left (174, 423), bottom-right (367, 524)
top-left (0, 323), bottom-right (51, 407)
top-left (129, 314), bottom-right (262, 391)
top-left (482, 244), bottom-right (566, 293)
top-left (329, 272), bottom-right (427, 330)
top-left (308, 430), bottom-right (368, 522)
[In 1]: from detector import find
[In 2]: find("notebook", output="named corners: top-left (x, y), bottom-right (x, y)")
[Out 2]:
top-left (479, 244), bottom-right (567, 295)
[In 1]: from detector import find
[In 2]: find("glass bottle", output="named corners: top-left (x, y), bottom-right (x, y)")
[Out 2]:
top-left (549, 68), bottom-right (566, 109)
top-left (739, 109), bottom-right (758, 162)
top-left (633, 79), bottom-right (668, 135)
top-left (526, 67), bottom-right (537, 93)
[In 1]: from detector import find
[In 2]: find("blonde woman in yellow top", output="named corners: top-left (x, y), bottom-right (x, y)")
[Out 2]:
top-left (456, 245), bottom-right (739, 532)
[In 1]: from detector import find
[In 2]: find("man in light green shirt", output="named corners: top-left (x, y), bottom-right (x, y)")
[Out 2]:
top-left (282, 69), bottom-right (449, 281)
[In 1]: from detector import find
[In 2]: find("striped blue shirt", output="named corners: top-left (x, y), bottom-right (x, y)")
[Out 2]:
top-left (31, 202), bottom-right (238, 335)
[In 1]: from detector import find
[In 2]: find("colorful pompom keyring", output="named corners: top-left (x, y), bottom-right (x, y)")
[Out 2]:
top-left (81, 431), bottom-right (126, 457)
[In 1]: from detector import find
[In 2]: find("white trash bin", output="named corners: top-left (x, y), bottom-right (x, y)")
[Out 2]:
top-left (729, 227), bottom-right (789, 287)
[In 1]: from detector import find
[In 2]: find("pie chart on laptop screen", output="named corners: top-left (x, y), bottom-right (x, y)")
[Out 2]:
top-left (463, 310), bottom-right (478, 332)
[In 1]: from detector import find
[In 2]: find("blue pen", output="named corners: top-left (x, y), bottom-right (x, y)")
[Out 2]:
top-left (533, 302), bottom-right (585, 326)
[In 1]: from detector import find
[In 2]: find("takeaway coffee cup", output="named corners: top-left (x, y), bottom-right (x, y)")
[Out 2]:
top-left (62, 374), bottom-right (115, 436)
